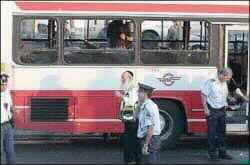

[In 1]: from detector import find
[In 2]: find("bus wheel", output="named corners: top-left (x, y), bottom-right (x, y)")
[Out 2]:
top-left (155, 100), bottom-right (185, 150)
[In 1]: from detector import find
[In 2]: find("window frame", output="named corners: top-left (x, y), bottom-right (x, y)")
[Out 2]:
top-left (14, 16), bottom-right (61, 65)
top-left (13, 15), bottom-right (213, 66)
top-left (61, 16), bottom-right (138, 66)
top-left (139, 18), bottom-right (211, 66)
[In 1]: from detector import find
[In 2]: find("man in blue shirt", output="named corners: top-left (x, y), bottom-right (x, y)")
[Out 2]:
top-left (137, 83), bottom-right (161, 164)
top-left (201, 68), bottom-right (233, 161)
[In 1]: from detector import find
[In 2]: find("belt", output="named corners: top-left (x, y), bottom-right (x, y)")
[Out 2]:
top-left (1, 120), bottom-right (11, 126)
top-left (207, 103), bottom-right (225, 111)
top-left (139, 135), bottom-right (160, 140)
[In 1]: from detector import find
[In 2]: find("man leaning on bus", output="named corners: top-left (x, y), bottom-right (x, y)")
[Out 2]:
top-left (1, 69), bottom-right (16, 164)
top-left (201, 68), bottom-right (233, 161)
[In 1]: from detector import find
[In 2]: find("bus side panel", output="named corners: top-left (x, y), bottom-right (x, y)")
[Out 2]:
top-left (188, 91), bottom-right (208, 133)
top-left (12, 92), bottom-right (25, 129)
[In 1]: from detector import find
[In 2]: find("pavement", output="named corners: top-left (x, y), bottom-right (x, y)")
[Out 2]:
top-left (11, 129), bottom-right (249, 164)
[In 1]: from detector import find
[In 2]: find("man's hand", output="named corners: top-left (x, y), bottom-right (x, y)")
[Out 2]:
top-left (142, 143), bottom-right (149, 155)
top-left (204, 107), bottom-right (210, 117)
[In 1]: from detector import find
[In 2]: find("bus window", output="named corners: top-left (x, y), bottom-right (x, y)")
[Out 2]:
top-left (189, 21), bottom-right (209, 50)
top-left (63, 19), bottom-right (135, 65)
top-left (17, 19), bottom-right (58, 65)
top-left (141, 20), bottom-right (209, 65)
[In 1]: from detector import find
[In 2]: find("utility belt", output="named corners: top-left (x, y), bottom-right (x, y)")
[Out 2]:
top-left (1, 120), bottom-right (11, 127)
top-left (139, 135), bottom-right (160, 141)
top-left (207, 102), bottom-right (225, 111)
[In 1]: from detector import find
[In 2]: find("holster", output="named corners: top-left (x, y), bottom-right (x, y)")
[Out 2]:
top-left (10, 107), bottom-right (15, 128)
top-left (9, 118), bottom-right (15, 128)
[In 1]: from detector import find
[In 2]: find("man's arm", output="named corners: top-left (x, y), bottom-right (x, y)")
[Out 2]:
top-left (142, 125), bottom-right (154, 155)
top-left (201, 79), bottom-right (212, 116)
top-left (145, 126), bottom-right (154, 146)
top-left (142, 107), bottom-right (155, 155)
top-left (201, 94), bottom-right (209, 116)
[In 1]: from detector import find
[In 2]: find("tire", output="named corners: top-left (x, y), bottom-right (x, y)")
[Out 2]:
top-left (103, 133), bottom-right (110, 143)
top-left (154, 99), bottom-right (185, 150)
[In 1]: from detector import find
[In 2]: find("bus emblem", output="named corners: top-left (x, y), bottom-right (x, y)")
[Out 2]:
top-left (157, 73), bottom-right (181, 86)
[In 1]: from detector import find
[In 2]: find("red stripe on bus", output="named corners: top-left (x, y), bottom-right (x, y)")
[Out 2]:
top-left (16, 2), bottom-right (249, 14)
top-left (11, 89), bottom-right (206, 133)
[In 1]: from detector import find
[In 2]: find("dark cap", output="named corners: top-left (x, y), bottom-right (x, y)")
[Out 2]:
top-left (0, 73), bottom-right (9, 85)
top-left (125, 71), bottom-right (134, 77)
top-left (138, 83), bottom-right (155, 93)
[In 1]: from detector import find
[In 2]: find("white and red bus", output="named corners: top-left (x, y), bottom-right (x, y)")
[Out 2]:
top-left (1, 1), bottom-right (249, 148)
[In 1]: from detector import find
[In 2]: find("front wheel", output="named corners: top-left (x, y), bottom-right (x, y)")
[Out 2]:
top-left (155, 100), bottom-right (185, 150)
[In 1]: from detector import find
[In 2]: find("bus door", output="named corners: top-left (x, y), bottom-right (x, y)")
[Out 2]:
top-left (225, 25), bottom-right (249, 133)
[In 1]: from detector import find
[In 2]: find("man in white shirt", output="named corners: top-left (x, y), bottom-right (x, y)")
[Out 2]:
top-left (201, 68), bottom-right (233, 161)
top-left (115, 71), bottom-right (140, 164)
top-left (1, 72), bottom-right (16, 164)
top-left (137, 83), bottom-right (161, 164)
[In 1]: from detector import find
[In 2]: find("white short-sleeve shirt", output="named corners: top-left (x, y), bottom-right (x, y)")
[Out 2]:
top-left (137, 99), bottom-right (161, 138)
top-left (201, 78), bottom-right (228, 109)
top-left (1, 89), bottom-right (13, 123)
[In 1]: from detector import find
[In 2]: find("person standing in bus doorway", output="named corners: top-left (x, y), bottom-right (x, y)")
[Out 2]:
top-left (115, 71), bottom-right (140, 164)
top-left (201, 68), bottom-right (233, 161)
top-left (1, 71), bottom-right (16, 164)
top-left (137, 83), bottom-right (161, 164)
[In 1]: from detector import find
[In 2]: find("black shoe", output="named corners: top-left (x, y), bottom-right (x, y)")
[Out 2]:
top-left (208, 154), bottom-right (219, 161)
top-left (219, 153), bottom-right (233, 160)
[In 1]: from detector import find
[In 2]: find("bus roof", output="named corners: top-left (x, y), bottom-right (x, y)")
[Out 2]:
top-left (15, 1), bottom-right (249, 16)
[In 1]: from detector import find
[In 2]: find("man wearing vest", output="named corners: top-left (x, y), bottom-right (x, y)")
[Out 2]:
top-left (1, 71), bottom-right (16, 164)
top-left (201, 68), bottom-right (233, 161)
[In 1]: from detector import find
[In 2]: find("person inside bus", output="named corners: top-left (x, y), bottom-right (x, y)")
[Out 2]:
top-left (118, 22), bottom-right (134, 49)
top-left (107, 20), bottom-right (133, 49)
top-left (201, 68), bottom-right (233, 161)
top-left (114, 71), bottom-right (140, 164)
top-left (167, 21), bottom-right (183, 49)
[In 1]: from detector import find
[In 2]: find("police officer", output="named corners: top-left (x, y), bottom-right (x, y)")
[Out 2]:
top-left (201, 68), bottom-right (233, 161)
top-left (1, 71), bottom-right (16, 164)
top-left (136, 83), bottom-right (161, 164)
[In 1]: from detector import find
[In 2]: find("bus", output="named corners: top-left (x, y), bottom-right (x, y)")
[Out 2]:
top-left (1, 1), bottom-right (249, 149)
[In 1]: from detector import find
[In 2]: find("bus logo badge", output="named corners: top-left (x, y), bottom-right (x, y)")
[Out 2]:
top-left (158, 73), bottom-right (181, 86)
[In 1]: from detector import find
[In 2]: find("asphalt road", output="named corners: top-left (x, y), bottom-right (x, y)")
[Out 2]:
top-left (12, 134), bottom-right (249, 164)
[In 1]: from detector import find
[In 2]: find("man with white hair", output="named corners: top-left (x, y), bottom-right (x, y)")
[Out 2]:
top-left (201, 68), bottom-right (233, 161)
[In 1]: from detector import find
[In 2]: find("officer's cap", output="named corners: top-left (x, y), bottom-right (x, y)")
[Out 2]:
top-left (126, 71), bottom-right (134, 78)
top-left (138, 83), bottom-right (155, 93)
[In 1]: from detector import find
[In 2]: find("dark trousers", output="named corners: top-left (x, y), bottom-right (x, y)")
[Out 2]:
top-left (1, 122), bottom-right (16, 164)
top-left (139, 135), bottom-right (161, 164)
top-left (123, 122), bottom-right (141, 164)
top-left (206, 104), bottom-right (227, 156)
